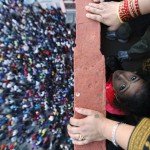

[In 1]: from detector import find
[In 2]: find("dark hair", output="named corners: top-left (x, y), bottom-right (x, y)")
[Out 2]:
top-left (114, 80), bottom-right (150, 117)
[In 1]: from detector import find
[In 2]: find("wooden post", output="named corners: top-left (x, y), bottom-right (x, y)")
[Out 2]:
top-left (74, 0), bottom-right (106, 150)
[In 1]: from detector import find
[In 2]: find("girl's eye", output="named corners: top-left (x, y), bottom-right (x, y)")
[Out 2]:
top-left (131, 75), bottom-right (137, 81)
top-left (119, 84), bottom-right (126, 91)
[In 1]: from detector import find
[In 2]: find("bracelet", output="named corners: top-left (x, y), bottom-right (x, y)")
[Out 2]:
top-left (129, 0), bottom-right (137, 18)
top-left (112, 122), bottom-right (122, 147)
top-left (134, 0), bottom-right (141, 16)
top-left (119, 0), bottom-right (132, 22)
top-left (117, 3), bottom-right (124, 23)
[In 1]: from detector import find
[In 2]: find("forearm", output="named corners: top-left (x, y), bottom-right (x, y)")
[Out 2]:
top-left (138, 0), bottom-right (150, 15)
top-left (101, 118), bottom-right (135, 150)
top-left (115, 123), bottom-right (135, 149)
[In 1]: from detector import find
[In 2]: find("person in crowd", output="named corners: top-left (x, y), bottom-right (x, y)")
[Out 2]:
top-left (0, 0), bottom-right (75, 149)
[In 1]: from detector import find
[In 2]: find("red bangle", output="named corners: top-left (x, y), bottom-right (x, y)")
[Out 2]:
top-left (119, 0), bottom-right (133, 22)
top-left (129, 0), bottom-right (137, 17)
top-left (135, 0), bottom-right (141, 16)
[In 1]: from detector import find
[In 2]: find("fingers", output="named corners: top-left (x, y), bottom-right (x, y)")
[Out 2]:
top-left (72, 139), bottom-right (89, 145)
top-left (68, 107), bottom-right (98, 128)
top-left (69, 133), bottom-right (86, 142)
top-left (86, 3), bottom-right (101, 9)
top-left (75, 107), bottom-right (98, 116)
top-left (85, 3), bottom-right (104, 13)
top-left (85, 6), bottom-right (102, 15)
top-left (67, 124), bottom-right (80, 134)
top-left (69, 117), bottom-right (83, 127)
top-left (93, 0), bottom-right (105, 3)
top-left (86, 2), bottom-right (108, 10)
top-left (85, 3), bottom-right (104, 23)
top-left (107, 26), bottom-right (117, 31)
top-left (107, 24), bottom-right (121, 31)
top-left (68, 132), bottom-right (81, 140)
top-left (86, 13), bottom-right (103, 23)
top-left (67, 124), bottom-right (89, 145)
top-left (93, 0), bottom-right (100, 2)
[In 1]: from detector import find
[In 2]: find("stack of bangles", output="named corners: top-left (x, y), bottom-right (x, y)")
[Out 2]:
top-left (117, 0), bottom-right (141, 23)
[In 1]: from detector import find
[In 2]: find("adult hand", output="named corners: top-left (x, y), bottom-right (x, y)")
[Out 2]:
top-left (67, 107), bottom-right (106, 145)
top-left (85, 1), bottom-right (123, 31)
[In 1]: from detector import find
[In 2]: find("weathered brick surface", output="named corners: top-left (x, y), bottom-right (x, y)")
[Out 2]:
top-left (74, 0), bottom-right (106, 150)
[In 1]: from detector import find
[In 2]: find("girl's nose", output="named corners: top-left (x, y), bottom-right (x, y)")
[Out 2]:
top-left (119, 74), bottom-right (129, 83)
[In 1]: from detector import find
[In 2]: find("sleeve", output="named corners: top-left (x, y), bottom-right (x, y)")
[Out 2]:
top-left (128, 118), bottom-right (150, 150)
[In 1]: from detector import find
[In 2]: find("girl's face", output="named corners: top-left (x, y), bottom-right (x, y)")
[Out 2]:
top-left (112, 70), bottom-right (145, 98)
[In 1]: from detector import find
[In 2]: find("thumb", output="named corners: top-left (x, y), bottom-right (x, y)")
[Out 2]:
top-left (107, 26), bottom-right (117, 31)
top-left (75, 107), bottom-right (97, 116)
top-left (108, 24), bottom-right (121, 31)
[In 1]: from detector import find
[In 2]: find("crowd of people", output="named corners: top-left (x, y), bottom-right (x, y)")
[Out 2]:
top-left (0, 0), bottom-right (75, 149)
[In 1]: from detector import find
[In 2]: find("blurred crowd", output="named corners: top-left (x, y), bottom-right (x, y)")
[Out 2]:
top-left (0, 0), bottom-right (75, 149)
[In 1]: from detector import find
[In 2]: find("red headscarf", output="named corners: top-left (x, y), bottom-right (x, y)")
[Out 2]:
top-left (106, 76), bottom-right (126, 115)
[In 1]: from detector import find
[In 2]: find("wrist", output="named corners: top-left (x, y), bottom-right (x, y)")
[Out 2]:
top-left (99, 117), bottom-right (110, 139)
top-left (112, 122), bottom-right (123, 146)
top-left (99, 118), bottom-right (120, 142)
top-left (138, 0), bottom-right (150, 15)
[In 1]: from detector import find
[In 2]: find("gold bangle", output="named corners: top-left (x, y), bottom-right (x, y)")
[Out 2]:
top-left (117, 2), bottom-right (124, 23)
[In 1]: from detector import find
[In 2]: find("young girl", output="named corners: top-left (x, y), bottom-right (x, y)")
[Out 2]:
top-left (106, 57), bottom-right (150, 117)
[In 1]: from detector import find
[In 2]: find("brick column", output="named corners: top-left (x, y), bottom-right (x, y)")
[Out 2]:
top-left (74, 0), bottom-right (106, 150)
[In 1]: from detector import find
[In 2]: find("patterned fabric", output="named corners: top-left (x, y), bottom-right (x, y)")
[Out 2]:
top-left (143, 58), bottom-right (150, 72)
top-left (128, 118), bottom-right (150, 150)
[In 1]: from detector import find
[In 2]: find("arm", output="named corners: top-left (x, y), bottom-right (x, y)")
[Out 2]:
top-left (85, 0), bottom-right (150, 31)
top-left (102, 117), bottom-right (134, 150)
top-left (139, 0), bottom-right (150, 15)
top-left (68, 107), bottom-right (134, 150)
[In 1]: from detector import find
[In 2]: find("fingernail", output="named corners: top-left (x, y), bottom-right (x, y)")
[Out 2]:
top-left (85, 6), bottom-right (88, 10)
top-left (86, 14), bottom-right (90, 17)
